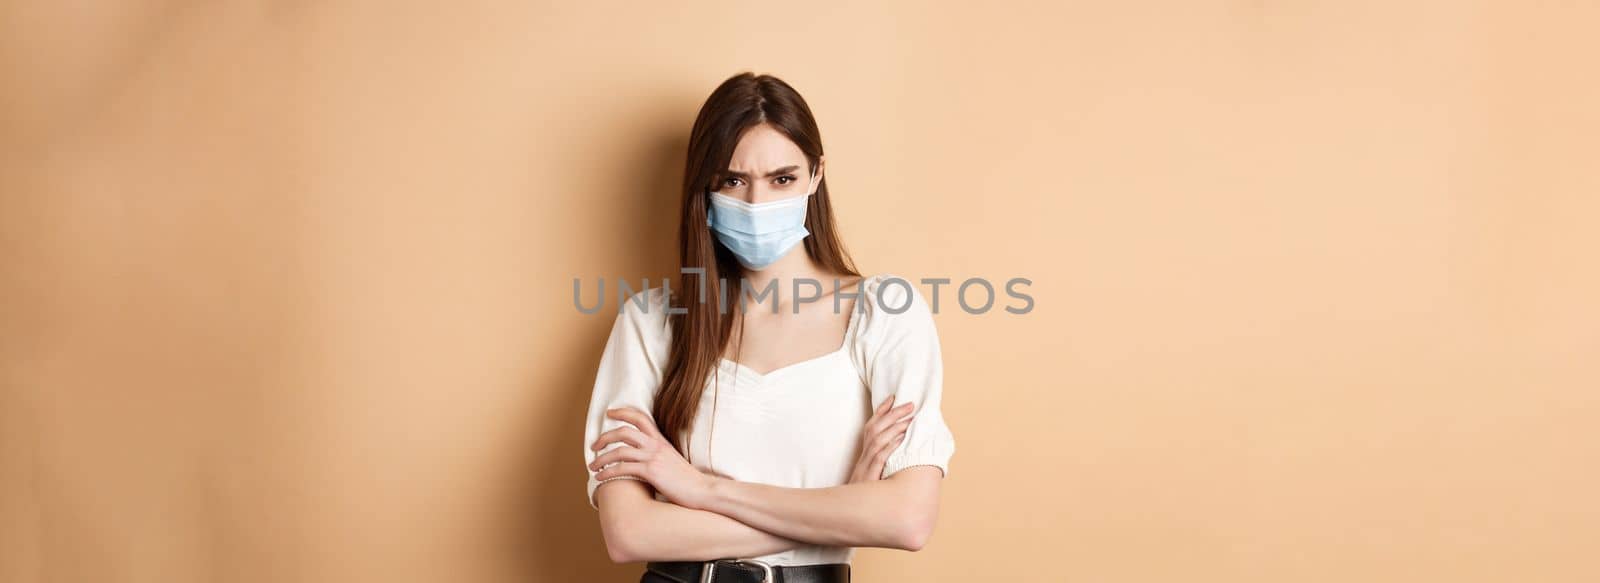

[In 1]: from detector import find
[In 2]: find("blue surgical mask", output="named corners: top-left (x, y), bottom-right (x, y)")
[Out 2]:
top-left (706, 171), bottom-right (817, 270)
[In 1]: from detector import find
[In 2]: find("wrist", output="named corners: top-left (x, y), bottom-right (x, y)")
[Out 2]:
top-left (691, 473), bottom-right (725, 512)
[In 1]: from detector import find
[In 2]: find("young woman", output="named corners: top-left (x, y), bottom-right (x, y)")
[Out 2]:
top-left (582, 72), bottom-right (955, 583)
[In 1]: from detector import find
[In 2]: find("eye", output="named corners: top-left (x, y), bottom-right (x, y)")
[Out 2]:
top-left (722, 177), bottom-right (743, 188)
top-left (775, 175), bottom-right (796, 185)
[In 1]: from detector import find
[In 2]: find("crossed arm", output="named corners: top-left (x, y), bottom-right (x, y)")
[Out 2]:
top-left (590, 408), bottom-right (943, 563)
top-left (593, 479), bottom-right (802, 563)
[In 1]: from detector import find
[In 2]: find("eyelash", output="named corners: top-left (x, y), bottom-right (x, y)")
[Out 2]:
top-left (723, 175), bottom-right (797, 188)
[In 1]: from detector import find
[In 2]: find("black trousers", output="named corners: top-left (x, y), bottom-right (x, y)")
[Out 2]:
top-left (639, 570), bottom-right (675, 583)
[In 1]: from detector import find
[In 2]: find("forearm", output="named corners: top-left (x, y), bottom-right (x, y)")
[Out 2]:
top-left (694, 477), bottom-right (913, 549)
top-left (599, 480), bottom-right (802, 562)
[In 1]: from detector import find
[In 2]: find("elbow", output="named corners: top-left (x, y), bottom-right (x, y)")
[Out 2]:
top-left (601, 519), bottom-right (638, 564)
top-left (601, 531), bottom-right (633, 563)
top-left (890, 507), bottom-right (937, 552)
top-left (605, 540), bottom-right (635, 564)
top-left (896, 522), bottom-right (933, 552)
top-left (882, 473), bottom-right (942, 552)
top-left (594, 479), bottom-right (660, 564)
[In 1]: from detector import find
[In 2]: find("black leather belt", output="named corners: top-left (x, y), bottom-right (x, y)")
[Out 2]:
top-left (645, 558), bottom-right (850, 583)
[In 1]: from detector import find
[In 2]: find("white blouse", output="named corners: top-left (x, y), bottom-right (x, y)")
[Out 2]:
top-left (582, 273), bottom-right (956, 566)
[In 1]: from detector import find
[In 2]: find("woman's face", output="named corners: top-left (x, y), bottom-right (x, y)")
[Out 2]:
top-left (715, 123), bottom-right (824, 204)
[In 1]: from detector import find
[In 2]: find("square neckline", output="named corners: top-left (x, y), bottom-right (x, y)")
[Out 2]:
top-left (718, 275), bottom-right (871, 382)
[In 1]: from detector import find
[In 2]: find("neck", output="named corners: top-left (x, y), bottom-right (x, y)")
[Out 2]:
top-left (738, 247), bottom-right (835, 311)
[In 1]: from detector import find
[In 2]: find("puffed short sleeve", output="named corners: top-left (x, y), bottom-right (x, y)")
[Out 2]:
top-left (854, 275), bottom-right (956, 479)
top-left (582, 288), bottom-right (671, 510)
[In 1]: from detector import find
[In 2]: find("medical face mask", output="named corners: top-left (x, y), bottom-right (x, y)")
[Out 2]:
top-left (705, 171), bottom-right (817, 270)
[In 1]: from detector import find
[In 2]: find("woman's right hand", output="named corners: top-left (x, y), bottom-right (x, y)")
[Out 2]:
top-left (846, 396), bottom-right (916, 484)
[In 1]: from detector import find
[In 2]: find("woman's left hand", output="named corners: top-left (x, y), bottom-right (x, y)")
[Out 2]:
top-left (589, 407), bottom-right (715, 510)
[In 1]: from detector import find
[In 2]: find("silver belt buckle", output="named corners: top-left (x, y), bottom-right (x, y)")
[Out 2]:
top-left (700, 558), bottom-right (774, 583)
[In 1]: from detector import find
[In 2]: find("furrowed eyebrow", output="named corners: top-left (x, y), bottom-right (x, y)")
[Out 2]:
top-left (723, 165), bottom-right (802, 180)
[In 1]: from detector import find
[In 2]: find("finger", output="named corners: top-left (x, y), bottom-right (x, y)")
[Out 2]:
top-left (607, 407), bottom-right (664, 440)
top-left (882, 400), bottom-right (913, 421)
top-left (871, 418), bottom-right (913, 450)
top-left (894, 414), bottom-right (915, 430)
top-left (591, 426), bottom-right (649, 452)
top-left (590, 445), bottom-right (647, 472)
top-left (874, 396), bottom-right (895, 418)
top-left (594, 461), bottom-right (645, 482)
top-left (867, 402), bottom-right (901, 432)
top-left (867, 434), bottom-right (906, 479)
top-left (864, 398), bottom-right (893, 428)
top-left (588, 435), bottom-right (649, 470)
top-left (874, 433), bottom-right (907, 463)
top-left (859, 423), bottom-right (904, 465)
top-left (856, 418), bottom-right (891, 459)
top-left (869, 402), bottom-right (916, 435)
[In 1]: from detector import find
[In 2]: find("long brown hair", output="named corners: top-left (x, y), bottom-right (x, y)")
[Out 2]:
top-left (653, 72), bottom-right (860, 460)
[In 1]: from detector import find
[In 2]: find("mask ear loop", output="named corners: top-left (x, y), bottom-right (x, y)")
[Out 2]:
top-left (704, 188), bottom-right (714, 227)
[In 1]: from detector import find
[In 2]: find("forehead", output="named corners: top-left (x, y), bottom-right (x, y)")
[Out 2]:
top-left (727, 124), bottom-right (806, 171)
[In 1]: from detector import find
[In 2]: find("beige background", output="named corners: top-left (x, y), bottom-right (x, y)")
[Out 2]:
top-left (2, 2), bottom-right (1597, 582)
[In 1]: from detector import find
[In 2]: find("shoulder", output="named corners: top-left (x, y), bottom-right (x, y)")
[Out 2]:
top-left (614, 286), bottom-right (673, 338)
top-left (600, 286), bottom-right (674, 374)
top-left (849, 273), bottom-right (943, 378)
top-left (854, 273), bottom-right (939, 341)
top-left (858, 273), bottom-right (934, 319)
